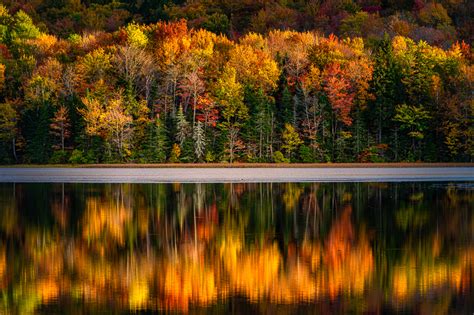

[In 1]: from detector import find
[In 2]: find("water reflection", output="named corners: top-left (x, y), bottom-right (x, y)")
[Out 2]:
top-left (0, 182), bottom-right (472, 314)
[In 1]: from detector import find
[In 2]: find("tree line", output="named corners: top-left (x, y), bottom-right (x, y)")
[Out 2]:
top-left (2, 0), bottom-right (472, 46)
top-left (0, 7), bottom-right (472, 163)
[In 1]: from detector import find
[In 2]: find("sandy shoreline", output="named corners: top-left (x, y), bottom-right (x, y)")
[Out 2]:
top-left (0, 167), bottom-right (473, 183)
top-left (0, 163), bottom-right (473, 168)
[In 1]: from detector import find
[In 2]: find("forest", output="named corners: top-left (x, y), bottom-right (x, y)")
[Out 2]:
top-left (0, 0), bottom-right (472, 163)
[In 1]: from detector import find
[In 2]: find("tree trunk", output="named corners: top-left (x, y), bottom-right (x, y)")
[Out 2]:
top-left (332, 112), bottom-right (337, 162)
top-left (394, 128), bottom-right (398, 161)
top-left (172, 79), bottom-right (177, 118)
top-left (193, 88), bottom-right (197, 129)
top-left (355, 108), bottom-right (360, 156)
top-left (378, 108), bottom-right (382, 144)
top-left (270, 113), bottom-right (274, 157)
top-left (12, 138), bottom-right (17, 162)
top-left (61, 121), bottom-right (65, 151)
top-left (229, 138), bottom-right (233, 163)
top-left (293, 95), bottom-right (297, 126)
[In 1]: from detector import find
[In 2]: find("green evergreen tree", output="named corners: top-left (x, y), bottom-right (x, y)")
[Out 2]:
top-left (143, 117), bottom-right (168, 163)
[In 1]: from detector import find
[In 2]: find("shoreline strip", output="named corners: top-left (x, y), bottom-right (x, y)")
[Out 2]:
top-left (0, 167), bottom-right (473, 183)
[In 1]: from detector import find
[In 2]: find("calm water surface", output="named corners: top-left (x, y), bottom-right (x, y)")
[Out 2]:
top-left (0, 182), bottom-right (472, 314)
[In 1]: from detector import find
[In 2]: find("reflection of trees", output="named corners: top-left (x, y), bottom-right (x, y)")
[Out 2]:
top-left (322, 205), bottom-right (374, 298)
top-left (0, 182), bottom-right (472, 313)
top-left (387, 185), bottom-right (474, 313)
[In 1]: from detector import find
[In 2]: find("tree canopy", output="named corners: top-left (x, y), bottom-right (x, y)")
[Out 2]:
top-left (0, 4), bottom-right (472, 164)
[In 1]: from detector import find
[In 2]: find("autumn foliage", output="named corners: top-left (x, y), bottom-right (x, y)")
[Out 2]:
top-left (0, 4), bottom-right (472, 163)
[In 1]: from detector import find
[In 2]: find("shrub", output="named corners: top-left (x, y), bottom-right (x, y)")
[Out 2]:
top-left (69, 149), bottom-right (84, 164)
top-left (205, 151), bottom-right (215, 163)
top-left (49, 150), bottom-right (69, 164)
top-left (273, 150), bottom-right (289, 163)
top-left (298, 145), bottom-right (314, 163)
top-left (169, 144), bottom-right (181, 163)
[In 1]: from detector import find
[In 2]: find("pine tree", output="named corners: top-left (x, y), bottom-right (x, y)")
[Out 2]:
top-left (193, 121), bottom-right (206, 161)
top-left (0, 101), bottom-right (18, 162)
top-left (143, 117), bottom-right (167, 163)
top-left (176, 106), bottom-right (190, 146)
top-left (278, 86), bottom-right (293, 128)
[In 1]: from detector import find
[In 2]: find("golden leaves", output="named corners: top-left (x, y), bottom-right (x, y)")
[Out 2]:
top-left (79, 96), bottom-right (103, 136)
top-left (227, 44), bottom-right (280, 92)
top-left (28, 34), bottom-right (69, 58)
top-left (125, 23), bottom-right (148, 48)
top-left (78, 48), bottom-right (113, 83)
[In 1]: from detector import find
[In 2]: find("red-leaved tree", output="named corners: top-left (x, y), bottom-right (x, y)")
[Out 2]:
top-left (323, 63), bottom-right (354, 126)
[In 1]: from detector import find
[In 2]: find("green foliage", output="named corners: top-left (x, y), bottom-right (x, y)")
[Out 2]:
top-left (205, 150), bottom-right (215, 163)
top-left (22, 105), bottom-right (53, 164)
top-left (281, 124), bottom-right (303, 159)
top-left (0, 102), bottom-right (16, 142)
top-left (244, 88), bottom-right (274, 161)
top-left (395, 206), bottom-right (429, 230)
top-left (0, 5), bottom-right (11, 43)
top-left (12, 11), bottom-right (41, 41)
top-left (334, 131), bottom-right (354, 162)
top-left (69, 149), bottom-right (85, 164)
top-left (394, 104), bottom-right (431, 140)
top-left (370, 37), bottom-right (402, 144)
top-left (418, 3), bottom-right (452, 28)
top-left (202, 13), bottom-right (229, 34)
top-left (49, 150), bottom-right (69, 164)
top-left (278, 86), bottom-right (293, 126)
top-left (340, 12), bottom-right (369, 38)
top-left (358, 144), bottom-right (389, 163)
top-left (67, 33), bottom-right (81, 44)
top-left (141, 118), bottom-right (168, 163)
top-left (273, 150), bottom-right (289, 163)
top-left (175, 107), bottom-right (194, 161)
top-left (298, 145), bottom-right (314, 163)
top-left (176, 106), bottom-right (190, 146)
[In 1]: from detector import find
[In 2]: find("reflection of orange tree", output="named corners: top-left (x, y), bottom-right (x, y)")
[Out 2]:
top-left (0, 246), bottom-right (6, 290)
top-left (391, 245), bottom-right (474, 304)
top-left (322, 205), bottom-right (374, 298)
top-left (160, 253), bottom-right (220, 311)
top-left (27, 231), bottom-right (65, 303)
top-left (82, 195), bottom-right (132, 250)
top-left (223, 241), bottom-right (282, 302)
top-left (390, 187), bottom-right (474, 307)
top-left (4, 231), bottom-right (66, 314)
top-left (220, 205), bottom-right (374, 303)
top-left (70, 246), bottom-right (155, 310)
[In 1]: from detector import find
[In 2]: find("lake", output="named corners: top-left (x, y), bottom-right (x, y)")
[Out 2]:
top-left (0, 182), bottom-right (472, 314)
